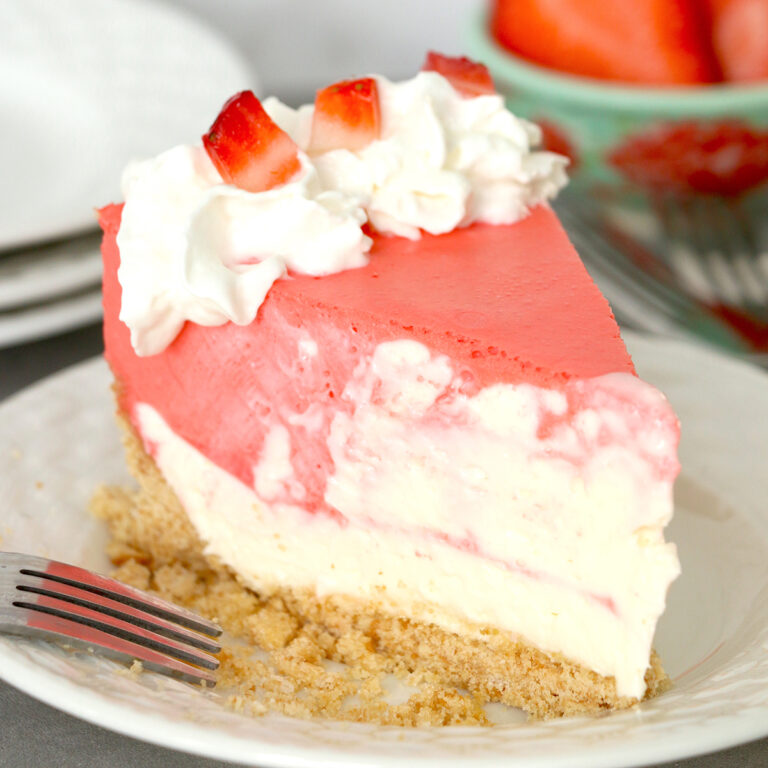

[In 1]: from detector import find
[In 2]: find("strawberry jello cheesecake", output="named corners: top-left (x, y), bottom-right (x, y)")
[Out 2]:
top-left (96, 53), bottom-right (680, 722)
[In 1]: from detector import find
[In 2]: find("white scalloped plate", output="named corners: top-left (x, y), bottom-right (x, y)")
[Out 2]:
top-left (0, 0), bottom-right (253, 251)
top-left (1, 333), bottom-right (767, 768)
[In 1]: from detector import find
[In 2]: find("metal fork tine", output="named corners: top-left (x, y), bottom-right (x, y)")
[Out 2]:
top-left (1, 552), bottom-right (222, 686)
top-left (12, 591), bottom-right (219, 670)
top-left (745, 198), bottom-right (768, 281)
top-left (721, 198), bottom-right (768, 305)
top-left (8, 605), bottom-right (216, 685)
top-left (730, 196), bottom-right (763, 256)
top-left (703, 197), bottom-right (768, 306)
top-left (651, 194), bottom-right (718, 303)
top-left (687, 196), bottom-right (744, 305)
top-left (13, 554), bottom-right (221, 636)
top-left (14, 576), bottom-right (220, 653)
top-left (655, 191), bottom-right (768, 322)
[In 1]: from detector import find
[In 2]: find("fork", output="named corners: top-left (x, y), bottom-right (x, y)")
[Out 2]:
top-left (0, 552), bottom-right (221, 685)
top-left (554, 198), bottom-right (752, 353)
top-left (653, 193), bottom-right (768, 322)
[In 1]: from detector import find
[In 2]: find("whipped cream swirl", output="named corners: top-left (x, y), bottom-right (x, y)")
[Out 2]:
top-left (117, 146), bottom-right (369, 356)
top-left (117, 72), bottom-right (568, 356)
top-left (270, 72), bottom-right (568, 239)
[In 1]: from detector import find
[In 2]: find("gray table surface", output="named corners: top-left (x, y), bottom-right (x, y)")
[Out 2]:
top-left (1, 323), bottom-right (767, 767)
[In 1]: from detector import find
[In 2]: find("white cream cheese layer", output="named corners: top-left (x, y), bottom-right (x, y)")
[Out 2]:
top-left (117, 72), bottom-right (567, 356)
top-left (133, 340), bottom-right (680, 699)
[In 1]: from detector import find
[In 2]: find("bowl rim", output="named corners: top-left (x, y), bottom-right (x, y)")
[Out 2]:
top-left (465, 10), bottom-right (768, 113)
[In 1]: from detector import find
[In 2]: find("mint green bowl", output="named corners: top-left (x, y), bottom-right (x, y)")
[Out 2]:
top-left (465, 12), bottom-right (768, 189)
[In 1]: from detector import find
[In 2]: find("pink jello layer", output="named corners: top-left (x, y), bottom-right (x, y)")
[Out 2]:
top-left (100, 203), bottom-right (636, 511)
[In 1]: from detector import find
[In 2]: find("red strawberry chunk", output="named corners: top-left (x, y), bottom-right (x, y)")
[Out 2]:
top-left (203, 90), bottom-right (301, 193)
top-left (309, 78), bottom-right (381, 154)
top-left (421, 51), bottom-right (495, 96)
top-left (609, 120), bottom-right (768, 196)
top-left (490, 0), bottom-right (719, 84)
top-left (707, 0), bottom-right (768, 81)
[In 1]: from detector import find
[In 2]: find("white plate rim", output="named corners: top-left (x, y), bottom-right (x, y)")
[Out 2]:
top-left (0, 332), bottom-right (767, 768)
top-left (2, 653), bottom-right (763, 768)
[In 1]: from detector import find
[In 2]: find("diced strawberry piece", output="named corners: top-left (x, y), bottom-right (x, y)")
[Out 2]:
top-left (706, 0), bottom-right (768, 81)
top-left (203, 90), bottom-right (301, 193)
top-left (609, 120), bottom-right (768, 196)
top-left (490, 0), bottom-right (719, 84)
top-left (308, 78), bottom-right (381, 154)
top-left (421, 51), bottom-right (495, 96)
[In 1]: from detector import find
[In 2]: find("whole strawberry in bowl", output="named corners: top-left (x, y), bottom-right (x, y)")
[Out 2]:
top-left (465, 0), bottom-right (768, 193)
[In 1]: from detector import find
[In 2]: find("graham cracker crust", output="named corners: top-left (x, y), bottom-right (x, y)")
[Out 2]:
top-left (91, 412), bottom-right (670, 725)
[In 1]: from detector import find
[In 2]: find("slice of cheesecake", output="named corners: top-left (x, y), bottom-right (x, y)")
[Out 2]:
top-left (97, 55), bottom-right (680, 720)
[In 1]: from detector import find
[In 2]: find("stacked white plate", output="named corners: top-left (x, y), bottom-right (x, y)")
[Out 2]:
top-left (0, 0), bottom-right (254, 348)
